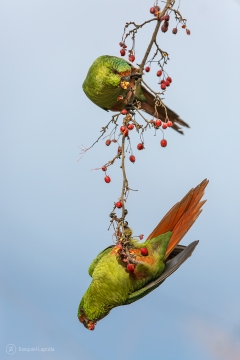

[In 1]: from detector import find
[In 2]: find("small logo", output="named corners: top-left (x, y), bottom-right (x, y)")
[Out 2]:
top-left (6, 344), bottom-right (16, 355)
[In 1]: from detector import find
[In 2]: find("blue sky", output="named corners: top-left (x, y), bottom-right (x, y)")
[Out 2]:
top-left (1, 0), bottom-right (240, 359)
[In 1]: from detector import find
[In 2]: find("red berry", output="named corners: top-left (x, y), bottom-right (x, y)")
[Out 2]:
top-left (122, 44), bottom-right (127, 49)
top-left (157, 70), bottom-right (162, 77)
top-left (167, 120), bottom-right (173, 127)
top-left (128, 123), bottom-right (134, 130)
top-left (139, 234), bottom-right (144, 240)
top-left (163, 21), bottom-right (169, 28)
top-left (119, 42), bottom-right (123, 47)
top-left (127, 264), bottom-right (135, 272)
top-left (155, 119), bottom-right (162, 127)
top-left (137, 143), bottom-right (144, 150)
top-left (129, 155), bottom-right (136, 163)
top-left (161, 83), bottom-right (166, 90)
top-left (121, 109), bottom-right (127, 115)
top-left (141, 247), bottom-right (148, 256)
top-left (111, 139), bottom-right (117, 143)
top-left (102, 165), bottom-right (107, 171)
top-left (129, 55), bottom-right (135, 62)
top-left (104, 176), bottom-right (111, 183)
top-left (161, 25), bottom-right (168, 33)
top-left (105, 139), bottom-right (111, 146)
top-left (120, 49), bottom-right (125, 56)
top-left (186, 29), bottom-right (191, 35)
top-left (162, 123), bottom-right (168, 129)
top-left (172, 28), bottom-right (178, 34)
top-left (160, 139), bottom-right (167, 147)
top-left (182, 24), bottom-right (186, 29)
top-left (120, 126), bottom-right (128, 136)
top-left (166, 76), bottom-right (172, 83)
top-left (88, 323), bottom-right (95, 331)
top-left (154, 5), bottom-right (160, 11)
top-left (116, 201), bottom-right (123, 208)
top-left (160, 79), bottom-right (165, 84)
top-left (118, 147), bottom-right (122, 153)
top-left (145, 66), bottom-right (150, 72)
top-left (164, 14), bottom-right (170, 21)
top-left (150, 7), bottom-right (155, 14)
top-left (165, 80), bottom-right (170, 87)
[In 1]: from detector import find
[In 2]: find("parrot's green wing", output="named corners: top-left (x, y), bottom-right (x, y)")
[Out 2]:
top-left (124, 241), bottom-right (199, 305)
top-left (88, 245), bottom-right (114, 277)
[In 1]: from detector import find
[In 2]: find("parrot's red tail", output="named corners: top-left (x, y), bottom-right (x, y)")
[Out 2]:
top-left (146, 179), bottom-right (209, 260)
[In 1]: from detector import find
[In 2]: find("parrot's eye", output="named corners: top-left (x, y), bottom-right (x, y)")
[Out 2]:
top-left (112, 68), bottom-right (119, 75)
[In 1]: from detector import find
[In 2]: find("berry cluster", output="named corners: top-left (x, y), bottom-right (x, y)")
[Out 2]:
top-left (101, 109), bottom-right (171, 185)
top-left (119, 42), bottom-right (135, 62)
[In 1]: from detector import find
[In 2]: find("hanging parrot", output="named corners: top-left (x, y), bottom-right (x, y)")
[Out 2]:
top-left (78, 179), bottom-right (208, 330)
top-left (82, 55), bottom-right (190, 134)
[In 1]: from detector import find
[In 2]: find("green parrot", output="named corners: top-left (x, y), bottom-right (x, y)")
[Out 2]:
top-left (82, 55), bottom-right (190, 134)
top-left (78, 179), bottom-right (208, 330)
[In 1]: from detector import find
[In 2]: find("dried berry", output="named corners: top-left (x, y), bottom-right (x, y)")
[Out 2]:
top-left (150, 7), bottom-right (155, 14)
top-left (102, 166), bottom-right (107, 172)
top-left (129, 55), bottom-right (135, 62)
top-left (161, 25), bottom-right (168, 33)
top-left (164, 14), bottom-right (170, 21)
top-left (186, 29), bottom-right (191, 35)
top-left (172, 27), bottom-right (178, 35)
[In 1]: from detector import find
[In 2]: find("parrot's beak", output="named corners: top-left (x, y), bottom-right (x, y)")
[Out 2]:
top-left (121, 76), bottom-right (130, 82)
top-left (78, 312), bottom-right (96, 331)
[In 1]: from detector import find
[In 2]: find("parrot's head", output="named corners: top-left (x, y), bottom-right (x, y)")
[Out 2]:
top-left (78, 308), bottom-right (96, 331)
top-left (90, 55), bottom-right (133, 89)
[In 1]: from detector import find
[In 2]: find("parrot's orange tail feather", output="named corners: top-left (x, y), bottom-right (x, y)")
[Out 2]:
top-left (146, 179), bottom-right (209, 260)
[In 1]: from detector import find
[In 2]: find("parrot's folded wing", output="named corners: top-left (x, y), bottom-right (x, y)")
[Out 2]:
top-left (88, 246), bottom-right (114, 277)
top-left (124, 241), bottom-right (199, 305)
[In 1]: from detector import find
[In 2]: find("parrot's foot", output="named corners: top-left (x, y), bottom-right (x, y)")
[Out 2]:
top-left (130, 73), bottom-right (142, 80)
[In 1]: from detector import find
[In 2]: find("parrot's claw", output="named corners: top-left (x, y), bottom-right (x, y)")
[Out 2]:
top-left (130, 73), bottom-right (142, 80)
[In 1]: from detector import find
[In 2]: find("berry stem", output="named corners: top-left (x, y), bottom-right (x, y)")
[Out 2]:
top-left (139, 0), bottom-right (176, 72)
